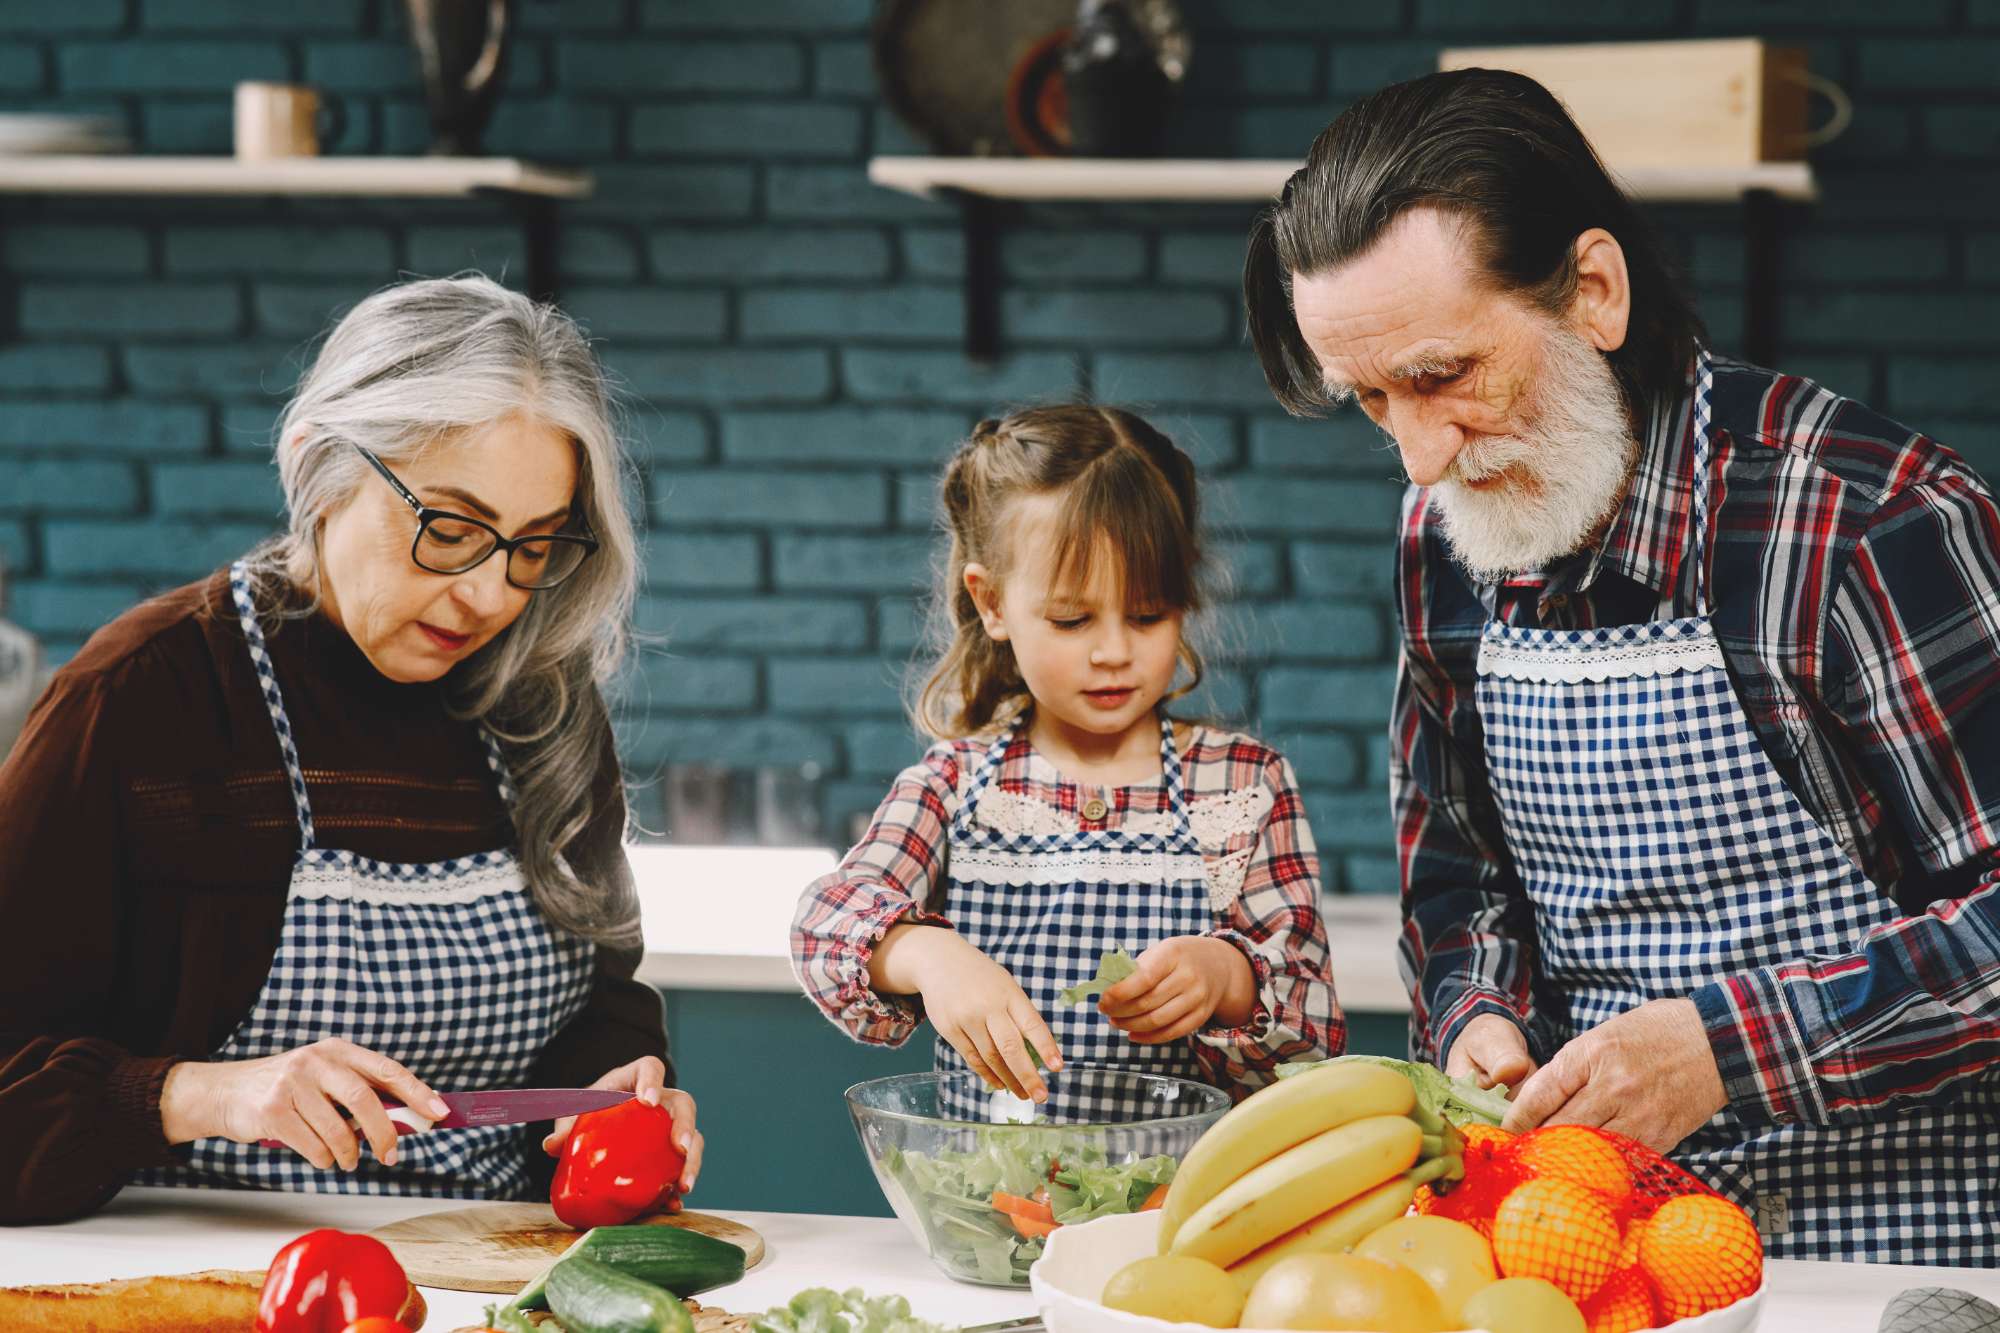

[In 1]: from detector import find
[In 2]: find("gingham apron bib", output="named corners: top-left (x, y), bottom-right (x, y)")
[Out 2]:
top-left (1475, 354), bottom-right (1996, 1263)
top-left (135, 563), bottom-right (596, 1199)
top-left (934, 716), bottom-right (1211, 1123)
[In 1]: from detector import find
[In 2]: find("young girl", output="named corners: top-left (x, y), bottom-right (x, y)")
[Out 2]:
top-left (792, 406), bottom-right (1343, 1110)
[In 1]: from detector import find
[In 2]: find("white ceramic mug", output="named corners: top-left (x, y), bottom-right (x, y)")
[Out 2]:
top-left (233, 82), bottom-right (344, 159)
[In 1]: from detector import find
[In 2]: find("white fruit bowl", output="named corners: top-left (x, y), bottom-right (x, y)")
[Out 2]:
top-left (1029, 1211), bottom-right (1767, 1333)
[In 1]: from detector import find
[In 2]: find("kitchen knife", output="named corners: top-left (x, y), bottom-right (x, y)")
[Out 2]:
top-left (256, 1087), bottom-right (634, 1148)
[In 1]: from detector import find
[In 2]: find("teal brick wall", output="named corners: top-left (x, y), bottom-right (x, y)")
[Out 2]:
top-left (2, 0), bottom-right (1998, 904)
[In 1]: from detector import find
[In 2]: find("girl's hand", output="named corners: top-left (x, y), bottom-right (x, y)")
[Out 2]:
top-left (159, 1039), bottom-right (448, 1172)
top-left (918, 936), bottom-right (1064, 1102)
top-left (1100, 936), bottom-right (1256, 1044)
top-left (542, 1057), bottom-right (703, 1206)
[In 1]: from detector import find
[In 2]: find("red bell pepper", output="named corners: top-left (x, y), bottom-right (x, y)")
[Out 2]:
top-left (256, 1229), bottom-right (409, 1333)
top-left (550, 1096), bottom-right (687, 1229)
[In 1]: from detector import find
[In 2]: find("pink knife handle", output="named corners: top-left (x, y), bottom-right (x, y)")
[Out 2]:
top-left (255, 1101), bottom-right (432, 1151)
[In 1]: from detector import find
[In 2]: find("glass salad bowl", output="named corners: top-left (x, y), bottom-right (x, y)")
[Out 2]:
top-left (845, 1068), bottom-right (1231, 1288)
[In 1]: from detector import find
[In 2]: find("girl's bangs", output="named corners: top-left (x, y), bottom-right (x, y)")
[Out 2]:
top-left (1045, 452), bottom-right (1197, 612)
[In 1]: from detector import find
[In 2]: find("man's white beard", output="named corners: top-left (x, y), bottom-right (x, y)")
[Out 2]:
top-left (1428, 324), bottom-right (1640, 584)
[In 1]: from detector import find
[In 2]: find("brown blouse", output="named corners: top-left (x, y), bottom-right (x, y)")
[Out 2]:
top-left (0, 570), bottom-right (670, 1223)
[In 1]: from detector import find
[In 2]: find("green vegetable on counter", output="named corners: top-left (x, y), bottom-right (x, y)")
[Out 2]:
top-left (546, 1254), bottom-right (695, 1333)
top-left (1277, 1053), bottom-right (1513, 1128)
top-left (486, 1303), bottom-right (557, 1333)
top-left (514, 1224), bottom-right (749, 1311)
top-left (751, 1287), bottom-right (956, 1333)
top-left (880, 1129), bottom-right (1176, 1285)
top-left (1056, 948), bottom-right (1138, 1006)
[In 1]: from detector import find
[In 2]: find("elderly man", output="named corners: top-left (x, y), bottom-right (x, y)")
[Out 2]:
top-left (1246, 67), bottom-right (1998, 1264)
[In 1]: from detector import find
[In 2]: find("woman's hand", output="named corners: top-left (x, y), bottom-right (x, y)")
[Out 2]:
top-left (159, 1038), bottom-right (447, 1172)
top-left (912, 934), bottom-right (1062, 1103)
top-left (541, 1057), bottom-right (703, 1207)
top-left (1100, 936), bottom-right (1256, 1044)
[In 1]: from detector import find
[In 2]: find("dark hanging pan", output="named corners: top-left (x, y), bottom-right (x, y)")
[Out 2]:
top-left (871, 0), bottom-right (1188, 157)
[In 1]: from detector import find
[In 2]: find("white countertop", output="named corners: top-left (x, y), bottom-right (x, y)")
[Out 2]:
top-left (629, 845), bottom-right (1412, 1012)
top-left (4, 1187), bottom-right (1993, 1332)
top-left (0, 1187), bottom-right (1032, 1330)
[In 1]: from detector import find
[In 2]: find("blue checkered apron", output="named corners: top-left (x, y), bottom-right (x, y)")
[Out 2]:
top-left (933, 716), bottom-right (1213, 1125)
top-left (133, 562), bottom-right (596, 1199)
top-left (1475, 353), bottom-right (1995, 1263)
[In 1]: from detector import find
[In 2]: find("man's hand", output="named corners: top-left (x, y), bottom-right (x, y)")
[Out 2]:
top-left (1502, 997), bottom-right (1725, 1152)
top-left (1444, 1012), bottom-right (1538, 1095)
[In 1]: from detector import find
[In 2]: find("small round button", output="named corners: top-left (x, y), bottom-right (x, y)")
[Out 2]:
top-left (1081, 797), bottom-right (1109, 821)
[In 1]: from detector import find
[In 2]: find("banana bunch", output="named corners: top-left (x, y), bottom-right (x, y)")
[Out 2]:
top-left (1157, 1062), bottom-right (1465, 1291)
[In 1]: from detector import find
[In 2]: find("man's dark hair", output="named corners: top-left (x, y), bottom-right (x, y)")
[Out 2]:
top-left (1245, 67), bottom-right (1706, 416)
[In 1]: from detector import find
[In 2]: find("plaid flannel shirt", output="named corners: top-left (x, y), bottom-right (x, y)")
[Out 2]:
top-left (1396, 354), bottom-right (2000, 1129)
top-left (792, 725), bottom-right (1344, 1095)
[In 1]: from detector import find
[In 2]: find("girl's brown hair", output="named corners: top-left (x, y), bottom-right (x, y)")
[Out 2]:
top-left (912, 405), bottom-right (1208, 740)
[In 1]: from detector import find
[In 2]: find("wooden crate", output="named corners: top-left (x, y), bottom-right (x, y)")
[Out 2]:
top-left (1437, 38), bottom-right (1809, 168)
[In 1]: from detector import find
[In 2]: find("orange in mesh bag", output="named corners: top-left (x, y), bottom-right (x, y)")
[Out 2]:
top-left (1433, 1124), bottom-right (1763, 1327)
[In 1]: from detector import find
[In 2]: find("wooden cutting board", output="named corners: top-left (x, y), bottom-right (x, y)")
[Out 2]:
top-left (371, 1203), bottom-right (767, 1294)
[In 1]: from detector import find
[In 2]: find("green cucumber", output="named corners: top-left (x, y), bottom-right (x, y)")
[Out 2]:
top-left (545, 1255), bottom-right (694, 1333)
top-left (516, 1224), bottom-right (749, 1311)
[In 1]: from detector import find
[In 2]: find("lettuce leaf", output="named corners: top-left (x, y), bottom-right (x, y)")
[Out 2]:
top-left (879, 1128), bottom-right (1177, 1284)
top-left (751, 1288), bottom-right (956, 1333)
top-left (1056, 948), bottom-right (1138, 1006)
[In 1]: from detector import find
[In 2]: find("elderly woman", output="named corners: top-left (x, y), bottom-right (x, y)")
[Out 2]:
top-left (0, 275), bottom-right (700, 1222)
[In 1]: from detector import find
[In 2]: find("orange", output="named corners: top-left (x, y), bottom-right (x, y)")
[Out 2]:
top-left (1491, 1178), bottom-right (1622, 1305)
top-left (1614, 1218), bottom-right (1646, 1273)
top-left (1639, 1195), bottom-right (1763, 1320)
top-left (1460, 1123), bottom-right (1517, 1154)
top-left (1580, 1267), bottom-right (1656, 1333)
top-left (1514, 1126), bottom-right (1633, 1207)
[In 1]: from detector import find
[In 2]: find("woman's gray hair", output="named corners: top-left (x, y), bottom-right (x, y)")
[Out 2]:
top-left (242, 273), bottom-right (642, 947)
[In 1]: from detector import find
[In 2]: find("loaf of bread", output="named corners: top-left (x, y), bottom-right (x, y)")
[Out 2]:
top-left (0, 1267), bottom-right (427, 1331)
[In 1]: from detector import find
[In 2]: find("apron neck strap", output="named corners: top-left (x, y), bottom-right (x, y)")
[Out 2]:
top-left (230, 562), bottom-right (319, 849)
top-left (479, 730), bottom-right (519, 808)
top-left (1688, 349), bottom-right (1716, 616)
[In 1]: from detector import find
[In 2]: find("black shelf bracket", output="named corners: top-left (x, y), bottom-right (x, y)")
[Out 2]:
top-left (479, 187), bottom-right (564, 305)
top-left (1742, 187), bottom-right (1783, 369)
top-left (943, 187), bottom-right (1003, 363)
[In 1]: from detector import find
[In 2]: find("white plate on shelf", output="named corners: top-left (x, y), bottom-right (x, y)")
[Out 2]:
top-left (1029, 1210), bottom-right (1766, 1333)
top-left (0, 114), bottom-right (127, 154)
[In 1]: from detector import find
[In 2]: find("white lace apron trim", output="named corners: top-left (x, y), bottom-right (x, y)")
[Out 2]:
top-left (1478, 625), bottom-right (1726, 683)
top-left (291, 857), bottom-right (529, 907)
top-left (948, 844), bottom-right (1210, 890)
top-left (963, 773), bottom-right (1274, 907)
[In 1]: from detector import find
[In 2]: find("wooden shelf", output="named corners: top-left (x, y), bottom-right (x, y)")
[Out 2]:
top-left (0, 155), bottom-right (591, 199)
top-left (868, 155), bottom-right (1816, 205)
top-left (870, 155), bottom-right (1815, 363)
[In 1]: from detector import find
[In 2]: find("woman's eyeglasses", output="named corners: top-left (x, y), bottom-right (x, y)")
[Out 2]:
top-left (349, 440), bottom-right (599, 591)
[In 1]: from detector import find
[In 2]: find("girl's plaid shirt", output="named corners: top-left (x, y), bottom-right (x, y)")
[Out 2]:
top-left (792, 725), bottom-right (1344, 1096)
